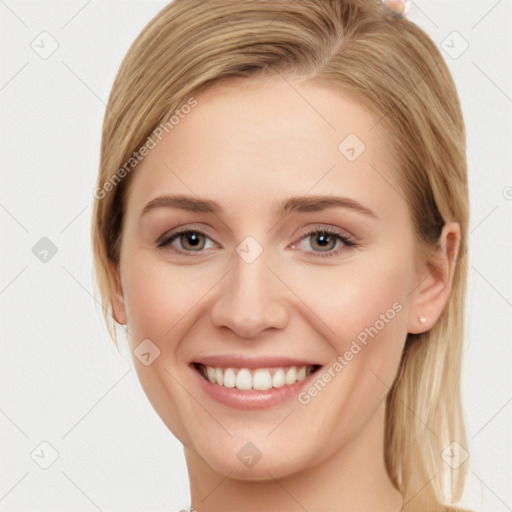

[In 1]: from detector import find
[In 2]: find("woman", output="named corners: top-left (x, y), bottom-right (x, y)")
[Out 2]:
top-left (91, 0), bottom-right (473, 510)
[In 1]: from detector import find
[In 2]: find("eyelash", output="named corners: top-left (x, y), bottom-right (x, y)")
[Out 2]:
top-left (156, 226), bottom-right (357, 258)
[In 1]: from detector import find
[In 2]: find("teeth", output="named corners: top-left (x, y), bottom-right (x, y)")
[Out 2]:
top-left (197, 364), bottom-right (317, 390)
top-left (215, 367), bottom-right (224, 386)
top-left (223, 368), bottom-right (236, 388)
top-left (236, 369), bottom-right (252, 390)
top-left (253, 369), bottom-right (273, 390)
top-left (285, 367), bottom-right (297, 385)
top-left (272, 369), bottom-right (286, 388)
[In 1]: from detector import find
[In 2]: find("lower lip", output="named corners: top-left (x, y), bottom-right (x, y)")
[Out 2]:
top-left (191, 365), bottom-right (320, 410)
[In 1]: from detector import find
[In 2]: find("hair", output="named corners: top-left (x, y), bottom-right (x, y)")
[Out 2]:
top-left (91, 1), bottom-right (471, 510)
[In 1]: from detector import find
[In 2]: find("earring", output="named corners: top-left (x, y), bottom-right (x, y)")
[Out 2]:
top-left (419, 315), bottom-right (426, 324)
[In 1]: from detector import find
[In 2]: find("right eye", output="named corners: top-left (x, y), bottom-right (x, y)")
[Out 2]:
top-left (157, 228), bottom-right (218, 255)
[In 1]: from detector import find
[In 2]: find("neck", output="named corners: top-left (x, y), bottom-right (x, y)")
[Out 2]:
top-left (184, 401), bottom-right (403, 512)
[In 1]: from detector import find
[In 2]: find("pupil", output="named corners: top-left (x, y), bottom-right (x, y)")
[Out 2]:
top-left (184, 233), bottom-right (203, 250)
top-left (313, 232), bottom-right (334, 251)
top-left (188, 234), bottom-right (200, 245)
top-left (318, 234), bottom-right (329, 246)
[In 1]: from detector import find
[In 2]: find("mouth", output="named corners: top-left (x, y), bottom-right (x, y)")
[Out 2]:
top-left (192, 362), bottom-right (322, 391)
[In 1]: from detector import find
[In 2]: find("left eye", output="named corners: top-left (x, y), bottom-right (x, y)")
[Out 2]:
top-left (293, 228), bottom-right (355, 256)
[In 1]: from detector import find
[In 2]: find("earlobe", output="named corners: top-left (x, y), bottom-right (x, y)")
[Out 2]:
top-left (110, 264), bottom-right (127, 326)
top-left (407, 222), bottom-right (461, 334)
top-left (112, 296), bottom-right (127, 326)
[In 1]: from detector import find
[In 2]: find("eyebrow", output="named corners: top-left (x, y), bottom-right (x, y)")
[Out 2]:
top-left (140, 194), bottom-right (378, 219)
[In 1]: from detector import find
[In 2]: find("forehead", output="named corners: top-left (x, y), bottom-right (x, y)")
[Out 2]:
top-left (124, 78), bottom-right (404, 221)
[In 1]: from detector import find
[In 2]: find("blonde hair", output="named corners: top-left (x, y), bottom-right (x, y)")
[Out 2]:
top-left (91, 1), bottom-right (471, 510)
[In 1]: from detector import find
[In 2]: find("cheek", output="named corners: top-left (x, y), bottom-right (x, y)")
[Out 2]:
top-left (288, 256), bottom-right (410, 441)
top-left (121, 250), bottom-right (226, 343)
top-left (289, 251), bottom-right (412, 406)
top-left (291, 253), bottom-right (412, 341)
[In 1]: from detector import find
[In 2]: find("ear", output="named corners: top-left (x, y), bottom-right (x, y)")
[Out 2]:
top-left (407, 222), bottom-right (461, 334)
top-left (109, 262), bottom-right (127, 325)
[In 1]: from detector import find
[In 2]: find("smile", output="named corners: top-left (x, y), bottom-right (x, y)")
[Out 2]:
top-left (194, 363), bottom-right (321, 391)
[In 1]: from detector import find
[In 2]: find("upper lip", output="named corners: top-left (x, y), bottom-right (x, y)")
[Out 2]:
top-left (191, 355), bottom-right (321, 369)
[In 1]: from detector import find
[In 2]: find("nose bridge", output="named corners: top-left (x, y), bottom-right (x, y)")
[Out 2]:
top-left (210, 245), bottom-right (289, 337)
top-left (234, 256), bottom-right (267, 304)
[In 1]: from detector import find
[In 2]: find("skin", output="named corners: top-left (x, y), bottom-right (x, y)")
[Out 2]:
top-left (110, 78), bottom-right (460, 511)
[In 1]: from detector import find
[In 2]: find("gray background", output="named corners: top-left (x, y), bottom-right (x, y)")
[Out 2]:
top-left (1, 1), bottom-right (511, 510)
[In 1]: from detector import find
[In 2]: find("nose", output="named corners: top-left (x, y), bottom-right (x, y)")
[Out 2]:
top-left (209, 252), bottom-right (290, 339)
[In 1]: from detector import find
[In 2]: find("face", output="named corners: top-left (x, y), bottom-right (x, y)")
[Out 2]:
top-left (114, 78), bottom-right (424, 479)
